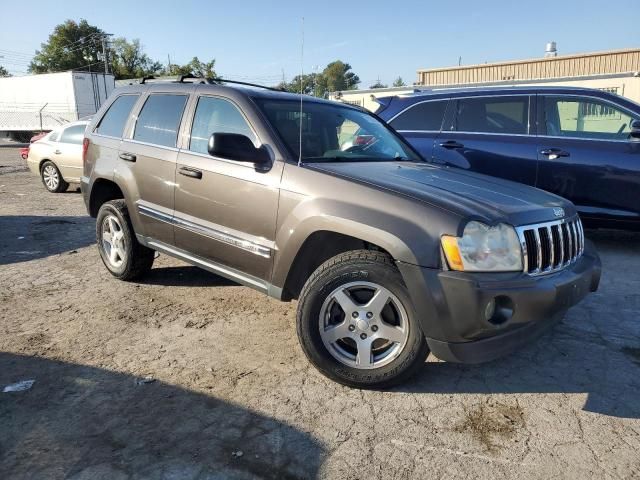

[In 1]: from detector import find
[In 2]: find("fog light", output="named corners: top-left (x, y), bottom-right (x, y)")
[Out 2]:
top-left (486, 295), bottom-right (515, 326)
top-left (484, 299), bottom-right (496, 321)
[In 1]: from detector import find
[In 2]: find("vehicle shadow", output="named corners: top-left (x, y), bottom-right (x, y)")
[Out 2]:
top-left (0, 215), bottom-right (95, 265)
top-left (0, 352), bottom-right (325, 480)
top-left (399, 323), bottom-right (640, 419)
top-left (140, 265), bottom-right (239, 288)
top-left (400, 228), bottom-right (640, 419)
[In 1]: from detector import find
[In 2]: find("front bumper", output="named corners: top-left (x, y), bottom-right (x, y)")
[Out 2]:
top-left (397, 240), bottom-right (601, 363)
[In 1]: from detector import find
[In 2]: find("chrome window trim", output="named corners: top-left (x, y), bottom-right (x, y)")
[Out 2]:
top-left (179, 149), bottom-right (268, 169)
top-left (387, 97), bottom-right (450, 125)
top-left (91, 132), bottom-right (123, 141)
top-left (440, 131), bottom-right (532, 137)
top-left (126, 139), bottom-right (180, 152)
top-left (537, 134), bottom-right (636, 143)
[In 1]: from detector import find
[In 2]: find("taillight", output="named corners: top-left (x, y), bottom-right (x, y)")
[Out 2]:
top-left (354, 135), bottom-right (374, 146)
top-left (82, 138), bottom-right (90, 165)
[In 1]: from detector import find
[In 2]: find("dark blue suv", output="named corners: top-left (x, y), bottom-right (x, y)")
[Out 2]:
top-left (377, 86), bottom-right (640, 230)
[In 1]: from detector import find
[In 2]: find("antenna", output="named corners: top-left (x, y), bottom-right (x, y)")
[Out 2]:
top-left (298, 17), bottom-right (304, 166)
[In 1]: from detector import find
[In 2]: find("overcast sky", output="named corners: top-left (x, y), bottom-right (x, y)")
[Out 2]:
top-left (1, 0), bottom-right (638, 87)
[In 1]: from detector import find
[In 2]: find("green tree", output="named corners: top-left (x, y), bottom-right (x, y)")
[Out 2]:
top-left (166, 57), bottom-right (217, 78)
top-left (321, 60), bottom-right (360, 93)
top-left (110, 37), bottom-right (162, 79)
top-left (0, 66), bottom-right (11, 77)
top-left (279, 73), bottom-right (322, 96)
top-left (29, 19), bottom-right (105, 73)
top-left (369, 79), bottom-right (388, 89)
top-left (392, 76), bottom-right (406, 87)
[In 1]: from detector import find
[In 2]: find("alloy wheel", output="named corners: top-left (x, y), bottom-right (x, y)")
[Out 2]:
top-left (319, 281), bottom-right (410, 369)
top-left (101, 215), bottom-right (127, 268)
top-left (42, 165), bottom-right (59, 190)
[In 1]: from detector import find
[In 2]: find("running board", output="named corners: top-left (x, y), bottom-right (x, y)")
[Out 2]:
top-left (139, 236), bottom-right (271, 294)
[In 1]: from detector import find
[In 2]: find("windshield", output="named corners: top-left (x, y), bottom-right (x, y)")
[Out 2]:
top-left (255, 99), bottom-right (421, 163)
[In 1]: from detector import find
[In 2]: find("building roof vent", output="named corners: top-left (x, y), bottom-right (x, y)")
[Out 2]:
top-left (545, 41), bottom-right (558, 58)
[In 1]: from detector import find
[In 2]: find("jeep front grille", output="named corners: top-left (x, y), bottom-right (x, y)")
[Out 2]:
top-left (516, 216), bottom-right (584, 275)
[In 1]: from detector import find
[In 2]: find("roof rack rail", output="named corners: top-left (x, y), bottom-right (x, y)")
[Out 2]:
top-left (139, 74), bottom-right (286, 92)
top-left (176, 73), bottom-right (211, 84)
top-left (210, 77), bottom-right (285, 92)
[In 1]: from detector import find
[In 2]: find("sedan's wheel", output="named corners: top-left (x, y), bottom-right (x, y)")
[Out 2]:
top-left (40, 161), bottom-right (69, 193)
top-left (297, 250), bottom-right (430, 388)
top-left (96, 199), bottom-right (155, 281)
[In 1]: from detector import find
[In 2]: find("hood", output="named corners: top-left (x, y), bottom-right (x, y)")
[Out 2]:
top-left (308, 161), bottom-right (575, 227)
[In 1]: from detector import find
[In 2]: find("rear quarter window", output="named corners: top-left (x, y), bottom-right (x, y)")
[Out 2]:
top-left (95, 94), bottom-right (140, 138)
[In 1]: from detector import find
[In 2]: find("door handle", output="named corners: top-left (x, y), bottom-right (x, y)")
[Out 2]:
top-left (179, 167), bottom-right (203, 179)
top-left (540, 148), bottom-right (570, 160)
top-left (438, 140), bottom-right (465, 149)
top-left (119, 152), bottom-right (137, 162)
top-left (54, 150), bottom-right (61, 155)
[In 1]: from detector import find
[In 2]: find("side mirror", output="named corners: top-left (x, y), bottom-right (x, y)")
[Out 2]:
top-left (207, 133), bottom-right (270, 166)
top-left (630, 119), bottom-right (640, 140)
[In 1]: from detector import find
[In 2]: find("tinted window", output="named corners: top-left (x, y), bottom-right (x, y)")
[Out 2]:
top-left (453, 97), bottom-right (528, 134)
top-left (389, 100), bottom-right (447, 131)
top-left (95, 94), bottom-right (139, 138)
top-left (544, 96), bottom-right (638, 140)
top-left (59, 124), bottom-right (86, 145)
top-left (189, 97), bottom-right (256, 154)
top-left (133, 94), bottom-right (188, 147)
top-left (255, 99), bottom-right (421, 162)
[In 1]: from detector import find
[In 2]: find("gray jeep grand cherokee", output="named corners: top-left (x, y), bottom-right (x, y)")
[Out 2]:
top-left (81, 77), bottom-right (601, 388)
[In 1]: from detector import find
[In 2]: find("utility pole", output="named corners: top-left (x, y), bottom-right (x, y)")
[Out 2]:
top-left (168, 54), bottom-right (172, 75)
top-left (101, 33), bottom-right (113, 74)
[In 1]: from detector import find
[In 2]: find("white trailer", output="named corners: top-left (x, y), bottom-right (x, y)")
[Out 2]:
top-left (0, 71), bottom-right (115, 137)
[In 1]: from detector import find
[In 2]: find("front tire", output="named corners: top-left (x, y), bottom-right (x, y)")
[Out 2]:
top-left (297, 250), bottom-right (429, 388)
top-left (96, 200), bottom-right (154, 281)
top-left (40, 161), bottom-right (68, 193)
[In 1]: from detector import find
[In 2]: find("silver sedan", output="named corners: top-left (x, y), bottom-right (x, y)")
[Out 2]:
top-left (26, 121), bottom-right (89, 193)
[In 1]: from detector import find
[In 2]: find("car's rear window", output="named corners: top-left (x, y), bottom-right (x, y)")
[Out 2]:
top-left (95, 94), bottom-right (140, 138)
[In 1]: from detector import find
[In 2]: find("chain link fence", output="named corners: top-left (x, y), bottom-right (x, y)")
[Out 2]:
top-left (0, 104), bottom-right (80, 142)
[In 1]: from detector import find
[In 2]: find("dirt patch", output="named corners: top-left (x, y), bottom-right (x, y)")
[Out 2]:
top-left (456, 402), bottom-right (525, 452)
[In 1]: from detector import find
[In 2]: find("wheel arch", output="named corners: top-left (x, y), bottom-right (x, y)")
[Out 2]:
top-left (89, 178), bottom-right (126, 217)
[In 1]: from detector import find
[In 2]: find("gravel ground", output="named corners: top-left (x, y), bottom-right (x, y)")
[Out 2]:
top-left (0, 148), bottom-right (639, 480)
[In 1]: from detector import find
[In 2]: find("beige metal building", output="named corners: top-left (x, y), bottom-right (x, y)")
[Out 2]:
top-left (330, 47), bottom-right (640, 110)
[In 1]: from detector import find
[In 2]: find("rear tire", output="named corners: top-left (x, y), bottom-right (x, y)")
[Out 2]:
top-left (96, 200), bottom-right (154, 281)
top-left (40, 161), bottom-right (68, 193)
top-left (297, 250), bottom-right (429, 389)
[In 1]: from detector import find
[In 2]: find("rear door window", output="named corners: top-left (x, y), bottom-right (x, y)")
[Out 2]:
top-left (95, 94), bottom-right (140, 138)
top-left (543, 96), bottom-right (638, 140)
top-left (133, 94), bottom-right (188, 148)
top-left (453, 96), bottom-right (529, 134)
top-left (389, 100), bottom-right (448, 131)
top-left (189, 96), bottom-right (256, 154)
top-left (59, 124), bottom-right (86, 145)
